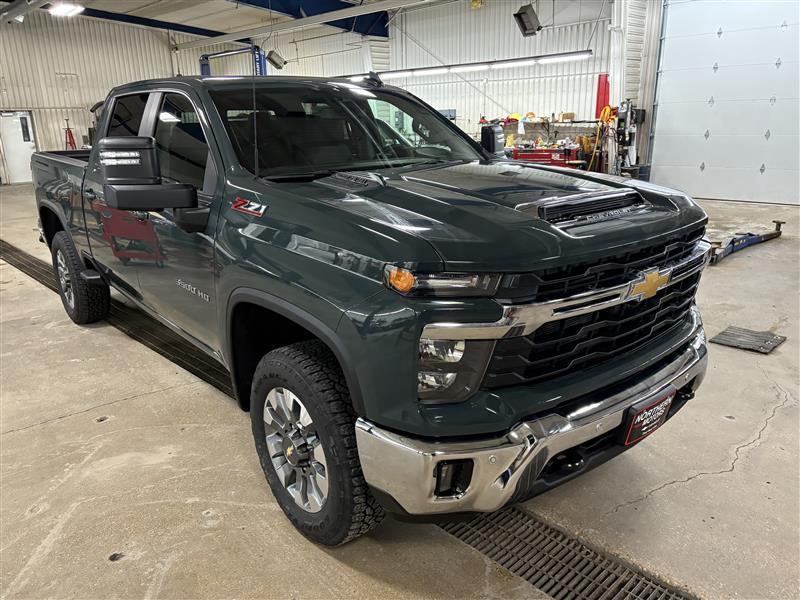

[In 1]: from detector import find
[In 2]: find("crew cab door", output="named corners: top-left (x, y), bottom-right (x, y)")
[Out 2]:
top-left (133, 90), bottom-right (220, 351)
top-left (83, 92), bottom-right (151, 295)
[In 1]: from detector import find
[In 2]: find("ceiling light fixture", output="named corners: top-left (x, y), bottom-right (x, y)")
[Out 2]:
top-left (450, 64), bottom-right (490, 73)
top-left (48, 2), bottom-right (85, 17)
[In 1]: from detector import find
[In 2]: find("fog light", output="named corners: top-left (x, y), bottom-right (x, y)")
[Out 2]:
top-left (418, 371), bottom-right (456, 393)
top-left (435, 459), bottom-right (474, 497)
top-left (419, 339), bottom-right (465, 362)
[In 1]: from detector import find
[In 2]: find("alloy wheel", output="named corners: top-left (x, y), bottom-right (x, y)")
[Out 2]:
top-left (56, 249), bottom-right (74, 309)
top-left (263, 387), bottom-right (328, 513)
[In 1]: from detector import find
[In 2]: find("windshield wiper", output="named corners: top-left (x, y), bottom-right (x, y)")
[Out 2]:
top-left (262, 170), bottom-right (336, 182)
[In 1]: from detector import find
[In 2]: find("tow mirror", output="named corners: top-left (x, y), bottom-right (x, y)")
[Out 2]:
top-left (480, 124), bottom-right (505, 157)
top-left (98, 136), bottom-right (197, 211)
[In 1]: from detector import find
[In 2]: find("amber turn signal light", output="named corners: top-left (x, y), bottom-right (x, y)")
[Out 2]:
top-left (384, 265), bottom-right (416, 294)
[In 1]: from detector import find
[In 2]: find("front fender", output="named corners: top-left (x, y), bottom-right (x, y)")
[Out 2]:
top-left (223, 286), bottom-right (369, 415)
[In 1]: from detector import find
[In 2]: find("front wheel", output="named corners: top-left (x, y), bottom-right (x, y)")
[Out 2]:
top-left (250, 341), bottom-right (385, 545)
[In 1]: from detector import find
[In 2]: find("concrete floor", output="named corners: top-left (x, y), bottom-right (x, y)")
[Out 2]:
top-left (1, 183), bottom-right (798, 599)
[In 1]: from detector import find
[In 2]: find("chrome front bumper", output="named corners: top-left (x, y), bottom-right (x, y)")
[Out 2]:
top-left (355, 321), bottom-right (708, 516)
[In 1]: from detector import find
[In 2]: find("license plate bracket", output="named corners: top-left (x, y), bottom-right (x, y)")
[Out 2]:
top-left (620, 389), bottom-right (675, 446)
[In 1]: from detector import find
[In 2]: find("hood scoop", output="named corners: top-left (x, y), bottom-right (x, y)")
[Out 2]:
top-left (515, 189), bottom-right (649, 225)
top-left (317, 171), bottom-right (386, 192)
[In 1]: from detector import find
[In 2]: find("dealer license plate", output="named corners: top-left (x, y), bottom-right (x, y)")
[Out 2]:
top-left (621, 390), bottom-right (675, 446)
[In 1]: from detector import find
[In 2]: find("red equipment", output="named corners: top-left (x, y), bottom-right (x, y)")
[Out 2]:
top-left (511, 147), bottom-right (581, 168)
top-left (64, 117), bottom-right (77, 150)
top-left (595, 73), bottom-right (610, 120)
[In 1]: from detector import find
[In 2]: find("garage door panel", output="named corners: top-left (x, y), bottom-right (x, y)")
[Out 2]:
top-left (652, 165), bottom-right (798, 203)
top-left (650, 133), bottom-right (799, 172)
top-left (663, 0), bottom-right (799, 38)
top-left (654, 99), bottom-right (800, 136)
top-left (651, 0), bottom-right (799, 204)
top-left (656, 66), bottom-right (798, 104)
top-left (660, 31), bottom-right (799, 70)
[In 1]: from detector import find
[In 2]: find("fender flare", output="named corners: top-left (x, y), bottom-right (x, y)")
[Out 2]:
top-left (224, 287), bottom-right (366, 416)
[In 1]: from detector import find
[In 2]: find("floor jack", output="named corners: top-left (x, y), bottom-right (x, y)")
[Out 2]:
top-left (709, 220), bottom-right (786, 265)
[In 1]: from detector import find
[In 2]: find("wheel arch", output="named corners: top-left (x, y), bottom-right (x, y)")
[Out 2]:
top-left (224, 287), bottom-right (366, 416)
top-left (38, 203), bottom-right (66, 248)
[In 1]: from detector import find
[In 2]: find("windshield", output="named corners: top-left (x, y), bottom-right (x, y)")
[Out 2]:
top-left (209, 83), bottom-right (483, 179)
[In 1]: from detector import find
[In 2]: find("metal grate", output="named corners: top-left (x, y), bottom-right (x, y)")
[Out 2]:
top-left (3, 239), bottom-right (695, 600)
top-left (442, 507), bottom-right (696, 600)
top-left (0, 239), bottom-right (232, 396)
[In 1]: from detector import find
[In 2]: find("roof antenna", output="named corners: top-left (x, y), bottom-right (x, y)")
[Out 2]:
top-left (251, 39), bottom-right (259, 179)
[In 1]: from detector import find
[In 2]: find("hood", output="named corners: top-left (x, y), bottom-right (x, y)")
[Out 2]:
top-left (290, 161), bottom-right (708, 272)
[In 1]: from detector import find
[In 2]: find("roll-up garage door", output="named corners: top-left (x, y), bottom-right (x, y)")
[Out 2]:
top-left (650, 0), bottom-right (799, 205)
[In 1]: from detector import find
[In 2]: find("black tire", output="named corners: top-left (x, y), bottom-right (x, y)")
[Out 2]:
top-left (250, 341), bottom-right (385, 546)
top-left (51, 231), bottom-right (110, 324)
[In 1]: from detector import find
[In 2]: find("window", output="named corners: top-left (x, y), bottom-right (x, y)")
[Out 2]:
top-left (19, 115), bottom-right (31, 142)
top-left (209, 85), bottom-right (482, 178)
top-left (107, 93), bottom-right (148, 137)
top-left (154, 93), bottom-right (209, 190)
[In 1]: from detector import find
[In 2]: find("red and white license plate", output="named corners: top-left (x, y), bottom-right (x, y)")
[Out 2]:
top-left (621, 390), bottom-right (675, 446)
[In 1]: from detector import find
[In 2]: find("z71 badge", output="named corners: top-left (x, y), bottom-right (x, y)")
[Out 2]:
top-left (231, 197), bottom-right (268, 217)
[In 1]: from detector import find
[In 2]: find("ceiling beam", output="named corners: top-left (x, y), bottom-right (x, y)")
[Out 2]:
top-left (0, 0), bottom-right (48, 25)
top-left (234, 0), bottom-right (387, 38)
top-left (175, 0), bottom-right (434, 51)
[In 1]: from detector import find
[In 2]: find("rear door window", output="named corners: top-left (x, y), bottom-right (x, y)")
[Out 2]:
top-left (107, 93), bottom-right (149, 137)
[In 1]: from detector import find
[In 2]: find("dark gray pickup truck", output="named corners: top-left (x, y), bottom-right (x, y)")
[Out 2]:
top-left (32, 75), bottom-right (709, 545)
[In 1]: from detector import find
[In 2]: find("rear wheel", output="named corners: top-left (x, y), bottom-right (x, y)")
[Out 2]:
top-left (250, 341), bottom-right (384, 545)
top-left (51, 231), bottom-right (110, 324)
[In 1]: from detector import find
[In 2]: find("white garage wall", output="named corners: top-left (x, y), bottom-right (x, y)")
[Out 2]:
top-left (650, 0), bottom-right (800, 205)
top-left (388, 0), bottom-right (612, 136)
top-left (0, 10), bottom-right (372, 183)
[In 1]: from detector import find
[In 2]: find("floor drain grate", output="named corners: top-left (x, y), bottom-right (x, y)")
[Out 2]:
top-left (442, 507), bottom-right (695, 600)
top-left (3, 239), bottom-right (696, 600)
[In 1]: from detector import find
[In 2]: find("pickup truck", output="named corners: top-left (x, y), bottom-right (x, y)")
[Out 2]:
top-left (32, 75), bottom-right (710, 546)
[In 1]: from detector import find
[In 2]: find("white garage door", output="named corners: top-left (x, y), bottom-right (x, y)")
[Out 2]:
top-left (650, 0), bottom-right (799, 205)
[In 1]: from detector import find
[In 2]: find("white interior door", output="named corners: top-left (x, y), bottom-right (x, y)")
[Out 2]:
top-left (0, 111), bottom-right (37, 184)
top-left (650, 0), bottom-right (799, 205)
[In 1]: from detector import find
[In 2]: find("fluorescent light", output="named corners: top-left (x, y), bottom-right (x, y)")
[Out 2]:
top-left (158, 112), bottom-right (180, 123)
top-left (48, 3), bottom-right (85, 17)
top-left (381, 71), bottom-right (412, 80)
top-left (413, 67), bottom-right (449, 77)
top-left (371, 50), bottom-right (593, 81)
top-left (538, 52), bottom-right (591, 64)
top-left (450, 64), bottom-right (490, 73)
top-left (491, 59), bottom-right (538, 69)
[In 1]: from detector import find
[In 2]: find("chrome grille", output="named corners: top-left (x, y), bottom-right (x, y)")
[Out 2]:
top-left (484, 271), bottom-right (702, 388)
top-left (497, 226), bottom-right (705, 303)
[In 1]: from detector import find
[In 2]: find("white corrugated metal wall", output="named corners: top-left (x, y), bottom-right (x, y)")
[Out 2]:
top-left (388, 0), bottom-right (612, 136)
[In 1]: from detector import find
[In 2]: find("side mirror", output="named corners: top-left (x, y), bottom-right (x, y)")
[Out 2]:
top-left (98, 136), bottom-right (197, 211)
top-left (480, 124), bottom-right (505, 157)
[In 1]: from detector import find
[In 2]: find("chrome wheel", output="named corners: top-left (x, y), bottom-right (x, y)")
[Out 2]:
top-left (56, 249), bottom-right (74, 309)
top-left (263, 387), bottom-right (328, 513)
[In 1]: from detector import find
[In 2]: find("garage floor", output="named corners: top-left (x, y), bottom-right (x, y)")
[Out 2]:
top-left (1, 183), bottom-right (798, 599)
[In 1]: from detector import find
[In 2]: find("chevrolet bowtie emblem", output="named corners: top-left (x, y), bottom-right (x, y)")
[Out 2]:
top-left (629, 267), bottom-right (672, 300)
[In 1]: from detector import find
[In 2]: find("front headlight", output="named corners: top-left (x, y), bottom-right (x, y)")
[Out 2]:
top-left (416, 337), bottom-right (495, 403)
top-left (384, 265), bottom-right (500, 297)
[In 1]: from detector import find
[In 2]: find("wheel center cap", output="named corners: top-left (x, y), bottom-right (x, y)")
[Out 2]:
top-left (282, 434), bottom-right (307, 466)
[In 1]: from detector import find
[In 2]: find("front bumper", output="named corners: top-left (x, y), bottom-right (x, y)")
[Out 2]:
top-left (355, 325), bottom-right (707, 516)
